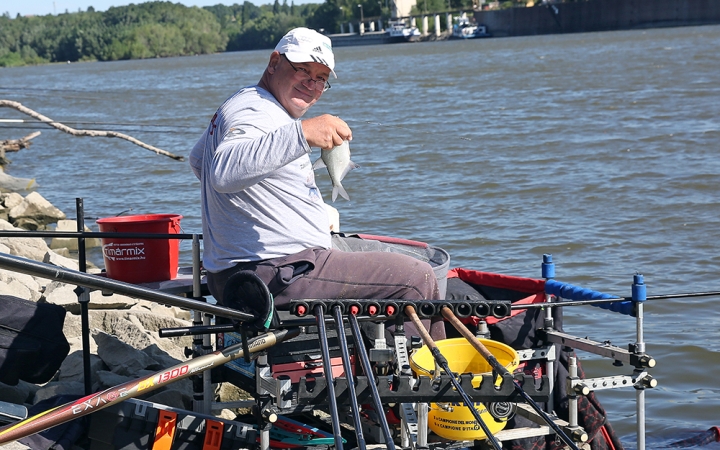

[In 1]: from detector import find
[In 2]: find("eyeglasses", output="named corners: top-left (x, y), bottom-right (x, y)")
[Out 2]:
top-left (283, 54), bottom-right (331, 92)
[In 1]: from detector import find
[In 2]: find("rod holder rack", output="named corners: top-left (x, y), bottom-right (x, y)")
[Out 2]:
top-left (288, 299), bottom-right (512, 319)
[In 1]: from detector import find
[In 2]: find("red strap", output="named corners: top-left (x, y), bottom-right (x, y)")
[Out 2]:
top-left (152, 411), bottom-right (177, 450)
top-left (599, 425), bottom-right (617, 450)
top-left (202, 419), bottom-right (225, 450)
top-left (355, 234), bottom-right (428, 248)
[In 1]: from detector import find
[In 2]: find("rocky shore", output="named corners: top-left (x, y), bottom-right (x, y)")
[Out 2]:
top-left (0, 190), bottom-right (249, 450)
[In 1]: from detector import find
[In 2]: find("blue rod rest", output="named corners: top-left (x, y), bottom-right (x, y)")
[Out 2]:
top-left (542, 254), bottom-right (555, 279)
top-left (632, 274), bottom-right (647, 302)
top-left (544, 279), bottom-right (634, 316)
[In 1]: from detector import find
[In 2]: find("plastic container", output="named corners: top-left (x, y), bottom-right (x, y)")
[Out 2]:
top-left (409, 337), bottom-right (519, 441)
top-left (96, 214), bottom-right (182, 284)
top-left (430, 246), bottom-right (450, 299)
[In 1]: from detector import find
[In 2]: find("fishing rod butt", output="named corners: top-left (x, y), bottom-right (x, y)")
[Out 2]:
top-left (291, 301), bottom-right (310, 317)
top-left (364, 301), bottom-right (380, 317)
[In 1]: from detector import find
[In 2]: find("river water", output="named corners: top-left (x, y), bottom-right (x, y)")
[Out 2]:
top-left (1, 24), bottom-right (720, 448)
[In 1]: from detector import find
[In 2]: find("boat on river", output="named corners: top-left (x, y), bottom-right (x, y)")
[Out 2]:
top-left (451, 12), bottom-right (491, 39)
top-left (0, 226), bottom-right (716, 450)
top-left (386, 19), bottom-right (422, 43)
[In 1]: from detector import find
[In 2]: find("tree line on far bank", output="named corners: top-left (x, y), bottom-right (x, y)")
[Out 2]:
top-left (0, 0), bottom-right (482, 67)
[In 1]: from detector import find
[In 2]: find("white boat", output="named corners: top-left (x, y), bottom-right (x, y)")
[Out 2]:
top-left (451, 12), bottom-right (491, 39)
top-left (385, 19), bottom-right (421, 43)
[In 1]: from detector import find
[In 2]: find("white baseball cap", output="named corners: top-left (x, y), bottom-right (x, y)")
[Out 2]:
top-left (275, 27), bottom-right (337, 78)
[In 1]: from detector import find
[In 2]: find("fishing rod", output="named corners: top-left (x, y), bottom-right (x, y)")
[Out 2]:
top-left (0, 124), bottom-right (185, 134)
top-left (314, 305), bottom-right (344, 450)
top-left (403, 304), bottom-right (504, 450)
top-left (346, 118), bottom-right (473, 141)
top-left (0, 328), bottom-right (300, 445)
top-left (0, 118), bottom-right (194, 129)
top-left (439, 306), bottom-right (585, 450)
top-left (332, 306), bottom-right (367, 450)
top-left (347, 312), bottom-right (397, 449)
top-left (0, 252), bottom-right (254, 322)
top-left (512, 290), bottom-right (720, 310)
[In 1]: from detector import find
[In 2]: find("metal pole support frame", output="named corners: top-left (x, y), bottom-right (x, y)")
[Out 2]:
top-left (633, 274), bottom-right (648, 450)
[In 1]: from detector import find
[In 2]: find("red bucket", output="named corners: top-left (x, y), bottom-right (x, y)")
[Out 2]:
top-left (96, 214), bottom-right (182, 284)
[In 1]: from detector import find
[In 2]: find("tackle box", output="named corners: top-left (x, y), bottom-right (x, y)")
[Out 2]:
top-left (87, 398), bottom-right (257, 450)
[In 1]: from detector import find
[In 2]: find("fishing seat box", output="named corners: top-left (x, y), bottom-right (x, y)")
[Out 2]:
top-left (215, 325), bottom-right (356, 391)
top-left (87, 398), bottom-right (256, 450)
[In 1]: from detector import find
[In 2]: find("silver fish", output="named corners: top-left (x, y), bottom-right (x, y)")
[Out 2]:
top-left (312, 140), bottom-right (358, 202)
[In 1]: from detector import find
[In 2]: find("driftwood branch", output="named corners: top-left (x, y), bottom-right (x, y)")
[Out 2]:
top-left (0, 100), bottom-right (184, 161)
top-left (1, 131), bottom-right (42, 166)
top-left (1, 131), bottom-right (41, 152)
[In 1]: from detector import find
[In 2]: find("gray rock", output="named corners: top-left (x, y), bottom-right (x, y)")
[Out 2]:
top-left (49, 219), bottom-right (101, 251)
top-left (46, 283), bottom-right (138, 314)
top-left (93, 331), bottom-right (159, 376)
top-left (11, 217), bottom-right (42, 230)
top-left (58, 351), bottom-right (106, 385)
top-left (216, 382), bottom-right (254, 403)
top-left (142, 343), bottom-right (182, 369)
top-left (1, 192), bottom-right (24, 209)
top-left (93, 370), bottom-right (135, 393)
top-left (0, 277), bottom-right (36, 302)
top-left (131, 299), bottom-right (192, 321)
top-left (0, 219), bottom-right (52, 261)
top-left (43, 250), bottom-right (79, 271)
top-left (0, 269), bottom-right (41, 302)
top-left (8, 191), bottom-right (66, 226)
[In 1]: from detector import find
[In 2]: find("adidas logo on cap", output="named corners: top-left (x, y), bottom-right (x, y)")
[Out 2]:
top-left (312, 46), bottom-right (323, 53)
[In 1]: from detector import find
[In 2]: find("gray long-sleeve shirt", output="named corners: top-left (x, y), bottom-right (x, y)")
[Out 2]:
top-left (190, 86), bottom-right (331, 273)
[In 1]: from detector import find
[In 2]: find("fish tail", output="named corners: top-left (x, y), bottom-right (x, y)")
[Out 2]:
top-left (332, 184), bottom-right (349, 202)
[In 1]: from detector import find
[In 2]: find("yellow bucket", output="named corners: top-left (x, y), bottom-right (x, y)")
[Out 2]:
top-left (409, 337), bottom-right (519, 441)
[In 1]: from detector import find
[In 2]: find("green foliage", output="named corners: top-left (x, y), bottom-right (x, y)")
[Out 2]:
top-left (228, 11), bottom-right (304, 51)
top-left (0, 0), bottom-right (304, 66)
top-left (0, 0), bottom-right (486, 66)
top-left (305, 0), bottom-right (344, 34)
top-left (0, 50), bottom-right (25, 67)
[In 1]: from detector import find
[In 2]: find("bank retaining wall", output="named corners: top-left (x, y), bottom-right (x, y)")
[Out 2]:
top-left (473, 0), bottom-right (720, 37)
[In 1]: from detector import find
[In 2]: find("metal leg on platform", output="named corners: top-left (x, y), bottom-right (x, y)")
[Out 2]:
top-left (332, 306), bottom-right (367, 450)
top-left (416, 402), bottom-right (428, 449)
top-left (189, 234), bottom-right (213, 415)
top-left (191, 309), bottom-right (205, 413)
top-left (348, 313), bottom-right (396, 449)
top-left (74, 198), bottom-right (92, 396)
top-left (256, 353), bottom-right (274, 450)
top-left (567, 357), bottom-right (579, 429)
top-left (315, 305), bottom-right (344, 450)
top-left (633, 274), bottom-right (647, 450)
top-left (542, 254), bottom-right (556, 414)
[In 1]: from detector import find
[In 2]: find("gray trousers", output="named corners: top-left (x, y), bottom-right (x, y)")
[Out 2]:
top-left (207, 246), bottom-right (446, 340)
